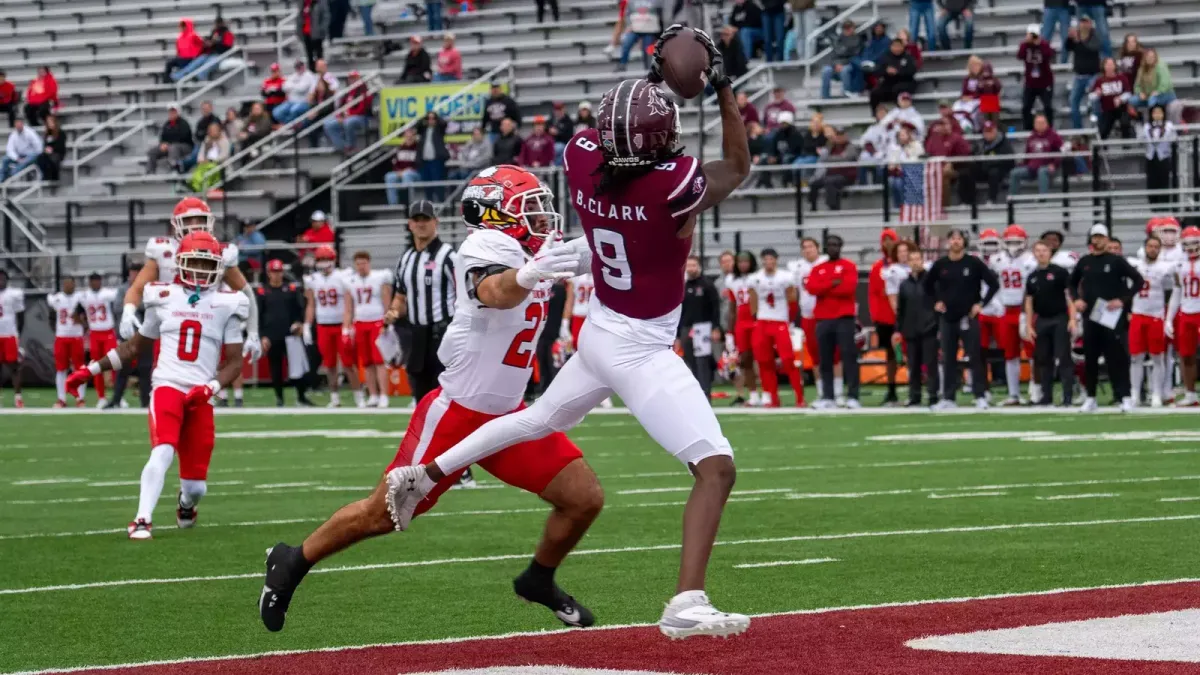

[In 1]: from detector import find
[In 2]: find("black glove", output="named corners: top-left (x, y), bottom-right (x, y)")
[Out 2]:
top-left (691, 27), bottom-right (731, 91)
top-left (647, 23), bottom-right (687, 84)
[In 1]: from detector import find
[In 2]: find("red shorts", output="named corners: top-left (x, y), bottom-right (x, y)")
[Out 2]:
top-left (147, 386), bottom-right (215, 481)
top-left (980, 307), bottom-right (1021, 360)
top-left (800, 317), bottom-right (818, 366)
top-left (0, 336), bottom-right (18, 364)
top-left (88, 329), bottom-right (119, 363)
top-left (385, 388), bottom-right (583, 518)
top-left (733, 320), bottom-right (757, 354)
top-left (1175, 312), bottom-right (1200, 358)
top-left (54, 336), bottom-right (86, 371)
top-left (354, 320), bottom-right (384, 367)
top-left (569, 315), bottom-right (585, 346)
top-left (1129, 314), bottom-right (1166, 356)
top-left (317, 324), bottom-right (355, 369)
top-left (752, 319), bottom-right (795, 365)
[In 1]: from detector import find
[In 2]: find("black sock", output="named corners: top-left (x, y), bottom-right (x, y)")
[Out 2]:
top-left (527, 558), bottom-right (556, 583)
top-left (294, 545), bottom-right (315, 576)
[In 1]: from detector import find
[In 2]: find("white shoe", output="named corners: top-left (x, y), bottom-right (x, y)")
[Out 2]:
top-left (975, 397), bottom-right (990, 410)
top-left (1119, 396), bottom-right (1135, 413)
top-left (354, 391), bottom-right (367, 408)
top-left (1028, 383), bottom-right (1042, 403)
top-left (659, 591), bottom-right (750, 639)
top-left (326, 393), bottom-right (341, 408)
top-left (599, 397), bottom-right (614, 408)
top-left (810, 399), bottom-right (834, 410)
top-left (127, 519), bottom-right (152, 540)
top-left (366, 395), bottom-right (379, 408)
top-left (748, 392), bottom-right (761, 407)
top-left (376, 395), bottom-right (388, 409)
top-left (1080, 398), bottom-right (1099, 412)
top-left (603, 43), bottom-right (617, 59)
top-left (835, 396), bottom-right (847, 408)
top-left (933, 399), bottom-right (957, 410)
top-left (1151, 394), bottom-right (1164, 408)
top-left (844, 399), bottom-right (861, 409)
top-left (384, 465), bottom-right (435, 531)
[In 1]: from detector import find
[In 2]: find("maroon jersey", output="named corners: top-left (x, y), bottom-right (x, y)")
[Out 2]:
top-left (563, 127), bottom-right (707, 323)
top-left (1091, 74), bottom-right (1130, 113)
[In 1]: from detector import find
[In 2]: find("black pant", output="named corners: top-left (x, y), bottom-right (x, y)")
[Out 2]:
top-left (406, 324), bottom-right (445, 403)
top-left (1083, 318), bottom-right (1131, 400)
top-left (110, 338), bottom-right (154, 407)
top-left (1147, 157), bottom-right (1172, 207)
top-left (905, 332), bottom-right (939, 404)
top-left (817, 316), bottom-right (859, 401)
top-left (36, 153), bottom-right (61, 182)
top-left (535, 331), bottom-right (559, 395)
top-left (682, 337), bottom-right (715, 401)
top-left (267, 338), bottom-right (308, 402)
top-left (808, 174), bottom-right (848, 210)
top-left (1098, 107), bottom-right (1132, 139)
top-left (329, 0), bottom-right (350, 39)
top-left (869, 79), bottom-right (916, 113)
top-left (24, 101), bottom-right (51, 126)
top-left (535, 0), bottom-right (559, 22)
top-left (1, 100), bottom-right (18, 127)
top-left (1021, 86), bottom-right (1054, 130)
top-left (940, 315), bottom-right (986, 401)
top-left (163, 56), bottom-right (192, 81)
top-left (1034, 314), bottom-right (1075, 404)
top-left (964, 165), bottom-right (1008, 204)
top-left (302, 35), bottom-right (324, 70)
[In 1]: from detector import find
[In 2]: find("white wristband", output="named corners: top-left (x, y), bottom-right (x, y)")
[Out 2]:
top-left (206, 379), bottom-right (222, 397)
top-left (87, 361), bottom-right (103, 376)
top-left (105, 347), bottom-right (122, 372)
top-left (515, 263), bottom-right (540, 290)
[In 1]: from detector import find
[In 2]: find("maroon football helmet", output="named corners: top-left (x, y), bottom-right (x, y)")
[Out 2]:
top-left (597, 79), bottom-right (682, 168)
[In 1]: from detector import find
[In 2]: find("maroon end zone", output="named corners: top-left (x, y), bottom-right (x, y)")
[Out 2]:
top-left (49, 582), bottom-right (1200, 675)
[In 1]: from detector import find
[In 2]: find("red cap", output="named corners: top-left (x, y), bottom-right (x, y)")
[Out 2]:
top-left (267, 259), bottom-right (284, 272)
top-left (881, 228), bottom-right (899, 244)
top-left (270, 62), bottom-right (281, 71)
top-left (533, 114), bottom-right (546, 124)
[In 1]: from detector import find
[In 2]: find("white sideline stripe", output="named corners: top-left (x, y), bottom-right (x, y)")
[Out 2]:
top-left (1036, 493), bottom-right (1120, 501)
top-left (6, 577), bottom-right (1200, 675)
top-left (255, 482), bottom-right (316, 489)
top-left (734, 558), bottom-right (840, 569)
top-left (3, 513), bottom-right (1199, 596)
top-left (1161, 496), bottom-right (1200, 502)
top-left (928, 491), bottom-right (1008, 499)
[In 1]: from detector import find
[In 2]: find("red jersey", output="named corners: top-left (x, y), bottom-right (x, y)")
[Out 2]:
top-left (868, 258), bottom-right (895, 324)
top-left (806, 259), bottom-right (858, 321)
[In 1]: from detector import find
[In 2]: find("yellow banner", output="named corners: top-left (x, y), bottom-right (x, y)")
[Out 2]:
top-left (379, 81), bottom-right (505, 145)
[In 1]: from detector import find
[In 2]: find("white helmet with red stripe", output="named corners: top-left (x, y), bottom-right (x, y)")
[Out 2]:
top-left (171, 197), bottom-right (215, 241)
top-left (1003, 224), bottom-right (1028, 255)
top-left (979, 228), bottom-right (1001, 256)
top-left (1182, 226), bottom-right (1200, 258)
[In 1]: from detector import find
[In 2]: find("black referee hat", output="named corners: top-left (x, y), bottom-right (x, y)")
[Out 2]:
top-left (409, 200), bottom-right (438, 219)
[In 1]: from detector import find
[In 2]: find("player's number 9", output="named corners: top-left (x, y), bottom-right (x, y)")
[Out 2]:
top-left (592, 229), bottom-right (632, 291)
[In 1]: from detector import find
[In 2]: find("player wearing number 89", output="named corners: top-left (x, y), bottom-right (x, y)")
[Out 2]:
top-left (304, 246), bottom-right (360, 408)
top-left (384, 25), bottom-right (753, 639)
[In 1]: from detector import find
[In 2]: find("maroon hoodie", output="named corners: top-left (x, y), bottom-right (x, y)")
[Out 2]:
top-left (1018, 39), bottom-right (1056, 89)
top-left (962, 73), bottom-right (983, 98)
top-left (518, 131), bottom-right (555, 167)
top-left (1023, 128), bottom-right (1064, 171)
top-left (924, 124), bottom-right (971, 158)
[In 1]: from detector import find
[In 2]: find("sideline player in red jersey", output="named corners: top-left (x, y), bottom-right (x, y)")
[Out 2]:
top-left (65, 232), bottom-right (248, 539)
top-left (387, 26), bottom-right (753, 639)
top-left (867, 229), bottom-right (900, 405)
top-left (258, 166), bottom-right (604, 634)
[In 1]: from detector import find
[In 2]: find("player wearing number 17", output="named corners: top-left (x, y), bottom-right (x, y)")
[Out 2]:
top-left (385, 25), bottom-right (754, 638)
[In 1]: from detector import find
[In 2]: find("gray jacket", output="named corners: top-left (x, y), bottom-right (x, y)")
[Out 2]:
top-left (458, 138), bottom-right (493, 170)
top-left (831, 32), bottom-right (864, 64)
top-left (297, 0), bottom-right (330, 41)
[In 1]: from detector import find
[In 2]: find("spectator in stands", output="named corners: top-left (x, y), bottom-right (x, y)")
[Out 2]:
top-left (718, 26), bottom-right (749, 82)
top-left (298, 0), bottom-right (330, 70)
top-left (1019, 24), bottom-right (1056, 130)
top-left (761, 86), bottom-right (795, 131)
top-left (935, 99), bottom-right (963, 135)
top-left (329, 0), bottom-right (350, 40)
top-left (173, 18), bottom-right (235, 82)
top-left (978, 61), bottom-right (1002, 125)
top-left (925, 116), bottom-right (969, 201)
top-left (314, 59), bottom-right (340, 92)
top-left (324, 71), bottom-right (372, 154)
top-left (519, 116), bottom-right (555, 168)
top-left (736, 91), bottom-right (759, 127)
top-left (305, 79), bottom-right (337, 146)
top-left (1, 119), bottom-right (43, 181)
top-left (883, 91), bottom-right (924, 141)
top-left (792, 113), bottom-right (826, 177)
top-left (385, 128), bottom-right (420, 205)
top-left (907, 0), bottom-right (936, 51)
top-left (1041, 0), bottom-right (1070, 63)
top-left (1130, 48), bottom-right (1175, 115)
top-left (547, 102), bottom-right (574, 164)
top-left (426, 0), bottom-right (445, 31)
top-left (730, 0), bottom-right (762, 63)
top-left (400, 36), bottom-right (433, 83)
top-left (453, 127), bottom-right (492, 179)
top-left (895, 28), bottom-right (923, 69)
top-left (235, 218), bottom-right (267, 269)
top-left (23, 67), bottom-right (58, 126)
top-left (747, 120), bottom-right (771, 186)
top-left (760, 0), bottom-right (787, 62)
top-left (435, 33), bottom-right (462, 82)
top-left (274, 61), bottom-right (317, 124)
top-left (1067, 16), bottom-right (1102, 130)
top-left (165, 19), bottom-right (206, 82)
top-left (961, 55), bottom-right (984, 98)
top-left (35, 114), bottom-right (64, 182)
top-left (145, 105), bottom-right (193, 175)
top-left (189, 122), bottom-right (231, 193)
top-left (869, 38), bottom-right (918, 112)
top-left (182, 100), bottom-right (220, 171)
top-left (860, 21), bottom-right (891, 87)
top-left (969, 119), bottom-right (1014, 204)
top-left (808, 128), bottom-right (859, 211)
top-left (481, 82), bottom-right (521, 141)
top-left (821, 20), bottom-right (864, 99)
top-left (1075, 0), bottom-right (1111, 58)
top-left (357, 0), bottom-right (376, 36)
top-left (298, 210), bottom-right (336, 252)
top-left (536, 0), bottom-right (560, 23)
top-left (858, 103), bottom-right (889, 185)
top-left (1141, 104), bottom-right (1178, 208)
top-left (1117, 33), bottom-right (1142, 81)
top-left (261, 63), bottom-right (287, 114)
top-left (936, 0), bottom-right (973, 50)
top-left (224, 108), bottom-right (244, 151)
top-left (0, 72), bottom-right (17, 128)
top-left (492, 118), bottom-right (523, 165)
top-left (241, 102), bottom-right (273, 152)
top-left (766, 111), bottom-right (802, 184)
top-left (1008, 113), bottom-right (1063, 198)
top-left (1090, 58), bottom-right (1133, 139)
top-left (574, 100), bottom-right (595, 133)
top-left (602, 0), bottom-right (628, 60)
top-left (618, 0), bottom-right (665, 71)
top-left (886, 126), bottom-right (923, 208)
top-left (415, 111), bottom-right (449, 200)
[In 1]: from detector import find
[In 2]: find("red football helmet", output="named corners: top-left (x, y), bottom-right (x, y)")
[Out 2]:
top-left (176, 232), bottom-right (225, 290)
top-left (1182, 226), bottom-right (1200, 258)
top-left (979, 228), bottom-right (1001, 256)
top-left (597, 79), bottom-right (681, 168)
top-left (314, 245), bottom-right (337, 271)
top-left (1145, 216), bottom-right (1163, 236)
top-left (461, 165), bottom-right (561, 254)
top-left (1153, 215), bottom-right (1181, 247)
top-left (171, 197), bottom-right (215, 240)
top-left (1003, 224), bottom-right (1028, 254)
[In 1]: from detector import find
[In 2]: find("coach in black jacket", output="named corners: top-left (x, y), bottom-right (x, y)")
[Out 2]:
top-left (258, 260), bottom-right (313, 407)
top-left (894, 249), bottom-right (938, 406)
top-left (677, 255), bottom-right (723, 400)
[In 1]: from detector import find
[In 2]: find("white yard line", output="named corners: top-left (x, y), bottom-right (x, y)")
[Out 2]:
top-left (4, 576), bottom-right (1200, 675)
top-left (1035, 493), bottom-right (1120, 501)
top-left (928, 491), bottom-right (1008, 499)
top-left (615, 487), bottom-right (794, 496)
top-left (1161, 496), bottom-right (1200, 502)
top-left (9, 478), bottom-right (87, 486)
top-left (733, 558), bottom-right (840, 569)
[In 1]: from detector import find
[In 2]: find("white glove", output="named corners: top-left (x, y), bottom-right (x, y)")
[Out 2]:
top-left (1020, 321), bottom-right (1031, 342)
top-left (119, 304), bottom-right (141, 340)
top-left (302, 324), bottom-right (313, 346)
top-left (516, 243), bottom-right (580, 289)
top-left (243, 332), bottom-right (263, 361)
top-left (1165, 319), bottom-right (1175, 340)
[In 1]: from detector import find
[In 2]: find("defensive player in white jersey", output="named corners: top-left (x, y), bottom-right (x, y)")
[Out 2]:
top-left (1165, 226), bottom-right (1200, 406)
top-left (258, 166), bottom-right (604, 633)
top-left (0, 270), bottom-right (25, 407)
top-left (118, 197), bottom-right (262, 365)
top-left (344, 251), bottom-right (392, 408)
top-left (1129, 234), bottom-right (1174, 407)
top-left (1139, 216), bottom-right (1184, 264)
top-left (65, 232), bottom-right (248, 539)
top-left (985, 225), bottom-right (1037, 405)
top-left (724, 251), bottom-right (759, 406)
top-left (788, 238), bottom-right (827, 388)
top-left (389, 29), bottom-right (753, 637)
top-left (47, 277), bottom-right (87, 407)
top-left (750, 248), bottom-right (802, 407)
top-left (81, 272), bottom-right (120, 407)
top-left (303, 246), bottom-right (360, 408)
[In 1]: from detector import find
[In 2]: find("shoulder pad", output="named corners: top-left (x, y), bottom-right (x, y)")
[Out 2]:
top-left (460, 229), bottom-right (525, 269)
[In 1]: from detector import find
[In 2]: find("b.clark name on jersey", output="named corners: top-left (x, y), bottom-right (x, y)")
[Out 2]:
top-left (575, 190), bottom-right (647, 221)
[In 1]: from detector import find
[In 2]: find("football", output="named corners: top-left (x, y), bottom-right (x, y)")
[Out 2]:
top-left (658, 27), bottom-right (710, 99)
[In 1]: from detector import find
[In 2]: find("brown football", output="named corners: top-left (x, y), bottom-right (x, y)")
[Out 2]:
top-left (658, 27), bottom-right (710, 99)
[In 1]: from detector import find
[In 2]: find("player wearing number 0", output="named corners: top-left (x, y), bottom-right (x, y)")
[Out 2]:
top-left (984, 225), bottom-right (1037, 405)
top-left (64, 232), bottom-right (248, 539)
top-left (385, 26), bottom-right (753, 639)
top-left (750, 248), bottom-right (803, 407)
top-left (1129, 234), bottom-right (1173, 407)
top-left (81, 272), bottom-right (120, 407)
top-left (258, 165), bottom-right (603, 633)
top-left (303, 246), bottom-right (361, 408)
top-left (1165, 226), bottom-right (1200, 406)
top-left (46, 278), bottom-right (87, 407)
top-left (344, 252), bottom-right (393, 408)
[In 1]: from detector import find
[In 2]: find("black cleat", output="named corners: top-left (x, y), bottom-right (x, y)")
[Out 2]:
top-left (730, 396), bottom-right (747, 407)
top-left (513, 569), bottom-right (595, 628)
top-left (259, 543), bottom-right (310, 632)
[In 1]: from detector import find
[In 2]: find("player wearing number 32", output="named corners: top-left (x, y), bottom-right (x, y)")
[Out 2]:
top-left (64, 232), bottom-right (249, 540)
top-left (386, 25), bottom-right (754, 639)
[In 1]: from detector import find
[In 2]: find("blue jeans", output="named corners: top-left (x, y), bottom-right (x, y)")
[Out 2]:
top-left (360, 4), bottom-right (375, 35)
top-left (1132, 92), bottom-right (1177, 110)
top-left (418, 159), bottom-right (446, 201)
top-left (432, 73), bottom-right (457, 82)
top-left (273, 101), bottom-right (311, 124)
top-left (426, 1), bottom-right (443, 31)
top-left (908, 0), bottom-right (937, 51)
top-left (171, 54), bottom-right (216, 82)
top-left (889, 176), bottom-right (904, 210)
top-left (821, 58), bottom-right (862, 98)
top-left (0, 154), bottom-right (38, 181)
top-left (858, 165), bottom-right (884, 185)
top-left (1009, 165), bottom-right (1055, 197)
top-left (620, 31), bottom-right (655, 68)
top-left (791, 154), bottom-right (818, 181)
top-left (762, 10), bottom-right (786, 62)
top-left (554, 141), bottom-right (566, 166)
top-left (936, 11), bottom-right (973, 50)
top-left (1041, 7), bottom-right (1071, 63)
top-left (739, 27), bottom-right (761, 62)
top-left (385, 168), bottom-right (420, 205)
top-left (1075, 5), bottom-right (1111, 58)
top-left (324, 114), bottom-right (368, 151)
top-left (1070, 74), bottom-right (1098, 128)
top-left (181, 143), bottom-right (202, 172)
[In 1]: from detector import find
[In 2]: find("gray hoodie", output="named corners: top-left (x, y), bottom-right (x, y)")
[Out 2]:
top-left (831, 31), bottom-right (864, 64)
top-left (458, 137), bottom-right (493, 170)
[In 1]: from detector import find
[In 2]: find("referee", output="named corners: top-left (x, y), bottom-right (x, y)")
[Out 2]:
top-left (1068, 223), bottom-right (1144, 412)
top-left (1023, 240), bottom-right (1076, 406)
top-left (384, 200), bottom-right (456, 404)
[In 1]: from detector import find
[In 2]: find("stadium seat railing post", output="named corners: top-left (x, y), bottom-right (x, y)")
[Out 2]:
top-left (881, 170), bottom-right (890, 222)
top-left (1104, 196), bottom-right (1112, 230)
top-left (292, 128), bottom-right (301, 204)
top-left (1006, 199), bottom-right (1016, 229)
top-left (1091, 144), bottom-right (1101, 220)
top-left (794, 174), bottom-right (803, 237)
top-left (1192, 137), bottom-right (1199, 199)
top-left (53, 255), bottom-right (60, 291)
top-left (2, 204), bottom-right (10, 252)
top-left (127, 200), bottom-right (138, 251)
top-left (969, 191), bottom-right (978, 228)
top-left (64, 205), bottom-right (72, 252)
top-left (1171, 140), bottom-right (1181, 209)
top-left (1060, 162), bottom-right (1070, 231)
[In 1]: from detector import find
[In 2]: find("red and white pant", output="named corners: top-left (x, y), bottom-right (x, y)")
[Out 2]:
top-left (752, 319), bottom-right (796, 365)
top-left (385, 388), bottom-right (583, 518)
top-left (1129, 314), bottom-right (1166, 355)
top-left (54, 336), bottom-right (86, 371)
top-left (979, 307), bottom-right (1022, 360)
top-left (354, 320), bottom-right (384, 367)
top-left (1175, 312), bottom-right (1200, 358)
top-left (148, 386), bottom-right (215, 481)
top-left (316, 324), bottom-right (356, 369)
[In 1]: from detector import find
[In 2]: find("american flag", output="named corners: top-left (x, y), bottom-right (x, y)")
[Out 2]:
top-left (899, 161), bottom-right (944, 224)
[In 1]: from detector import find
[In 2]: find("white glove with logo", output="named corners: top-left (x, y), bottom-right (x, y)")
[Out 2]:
top-left (243, 331), bottom-right (263, 361)
top-left (119, 304), bottom-right (141, 340)
top-left (516, 243), bottom-right (580, 289)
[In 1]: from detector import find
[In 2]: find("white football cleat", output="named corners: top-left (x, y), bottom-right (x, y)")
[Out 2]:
top-left (127, 519), bottom-right (153, 540)
top-left (1151, 394), bottom-right (1164, 408)
top-left (354, 391), bottom-right (367, 408)
top-left (1080, 398), bottom-right (1099, 413)
top-left (599, 397), bottom-right (614, 408)
top-left (810, 399), bottom-right (834, 410)
top-left (844, 398), bottom-right (861, 409)
top-left (384, 465), bottom-right (435, 531)
top-left (933, 399), bottom-right (957, 410)
top-left (974, 397), bottom-right (990, 410)
top-left (1119, 396), bottom-right (1135, 413)
top-left (747, 391), bottom-right (762, 407)
top-left (835, 396), bottom-right (847, 408)
top-left (376, 395), bottom-right (389, 409)
top-left (659, 591), bottom-right (749, 639)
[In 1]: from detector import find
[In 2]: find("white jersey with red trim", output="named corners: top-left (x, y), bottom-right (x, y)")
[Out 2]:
top-left (139, 283), bottom-right (250, 392)
top-left (990, 250), bottom-right (1037, 307)
top-left (725, 274), bottom-right (755, 320)
top-left (1174, 257), bottom-right (1200, 315)
top-left (787, 256), bottom-right (827, 319)
top-left (1131, 257), bottom-right (1173, 318)
top-left (306, 270), bottom-right (350, 325)
top-left (345, 269), bottom-right (391, 323)
top-left (571, 274), bottom-right (594, 317)
top-left (750, 269), bottom-right (793, 323)
top-left (1051, 249), bottom-right (1079, 273)
top-left (145, 236), bottom-right (239, 283)
top-left (0, 288), bottom-right (25, 337)
top-left (80, 287), bottom-right (119, 332)
top-left (437, 229), bottom-right (554, 415)
top-left (47, 291), bottom-right (85, 338)
top-left (882, 263), bottom-right (909, 296)
top-left (978, 253), bottom-right (1005, 318)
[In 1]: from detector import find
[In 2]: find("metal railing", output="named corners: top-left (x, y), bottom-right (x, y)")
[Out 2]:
top-left (173, 45), bottom-right (248, 102)
top-left (70, 105), bottom-right (146, 185)
top-left (0, 201), bottom-right (50, 253)
top-left (0, 163), bottom-right (42, 196)
top-left (803, 0), bottom-right (879, 81)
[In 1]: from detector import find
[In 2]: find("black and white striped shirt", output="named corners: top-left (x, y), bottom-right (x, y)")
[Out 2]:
top-left (394, 237), bottom-right (457, 325)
